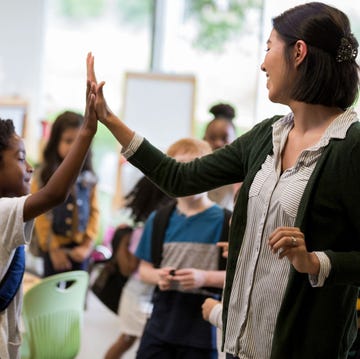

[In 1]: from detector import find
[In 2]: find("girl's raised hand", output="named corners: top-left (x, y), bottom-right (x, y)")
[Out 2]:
top-left (85, 52), bottom-right (135, 148)
top-left (83, 80), bottom-right (97, 135)
top-left (86, 52), bottom-right (112, 125)
top-left (86, 52), bottom-right (97, 84)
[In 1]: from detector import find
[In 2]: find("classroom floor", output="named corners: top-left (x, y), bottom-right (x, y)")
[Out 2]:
top-left (77, 290), bottom-right (139, 359)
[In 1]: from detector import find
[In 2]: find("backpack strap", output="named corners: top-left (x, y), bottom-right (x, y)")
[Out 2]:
top-left (151, 201), bottom-right (177, 268)
top-left (202, 207), bottom-right (231, 296)
top-left (0, 245), bottom-right (25, 312)
top-left (218, 208), bottom-right (232, 270)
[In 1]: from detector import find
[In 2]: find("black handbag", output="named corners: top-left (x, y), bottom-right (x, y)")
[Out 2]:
top-left (91, 226), bottom-right (133, 314)
top-left (91, 259), bottom-right (128, 314)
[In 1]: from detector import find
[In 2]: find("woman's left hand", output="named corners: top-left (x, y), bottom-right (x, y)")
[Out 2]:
top-left (268, 226), bottom-right (320, 275)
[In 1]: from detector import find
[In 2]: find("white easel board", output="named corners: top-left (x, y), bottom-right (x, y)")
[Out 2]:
top-left (116, 71), bottom-right (196, 201)
top-left (122, 71), bottom-right (196, 150)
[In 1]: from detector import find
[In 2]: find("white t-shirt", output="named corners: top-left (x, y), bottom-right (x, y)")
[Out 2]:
top-left (0, 196), bottom-right (33, 359)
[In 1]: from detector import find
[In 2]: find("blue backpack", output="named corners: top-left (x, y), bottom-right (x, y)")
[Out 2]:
top-left (0, 245), bottom-right (25, 311)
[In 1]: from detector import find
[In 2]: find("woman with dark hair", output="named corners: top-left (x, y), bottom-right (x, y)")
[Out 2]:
top-left (31, 111), bottom-right (100, 276)
top-left (88, 2), bottom-right (360, 357)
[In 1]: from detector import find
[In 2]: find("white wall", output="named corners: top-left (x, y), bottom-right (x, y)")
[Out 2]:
top-left (0, 0), bottom-right (46, 160)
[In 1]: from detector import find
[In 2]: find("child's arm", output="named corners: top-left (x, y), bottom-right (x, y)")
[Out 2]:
top-left (202, 298), bottom-right (223, 329)
top-left (115, 231), bottom-right (140, 277)
top-left (171, 268), bottom-right (226, 290)
top-left (23, 81), bottom-right (97, 221)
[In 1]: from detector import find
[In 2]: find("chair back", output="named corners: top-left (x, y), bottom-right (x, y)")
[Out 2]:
top-left (21, 270), bottom-right (89, 359)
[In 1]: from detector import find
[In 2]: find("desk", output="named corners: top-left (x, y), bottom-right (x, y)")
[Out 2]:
top-left (23, 272), bottom-right (41, 294)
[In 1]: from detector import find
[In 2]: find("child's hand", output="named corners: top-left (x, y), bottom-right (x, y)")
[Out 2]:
top-left (49, 248), bottom-right (72, 271)
top-left (158, 267), bottom-right (176, 291)
top-left (201, 298), bottom-right (220, 321)
top-left (171, 268), bottom-right (206, 290)
top-left (217, 241), bottom-right (229, 258)
top-left (83, 80), bottom-right (97, 135)
top-left (68, 244), bottom-right (92, 263)
top-left (86, 52), bottom-right (97, 84)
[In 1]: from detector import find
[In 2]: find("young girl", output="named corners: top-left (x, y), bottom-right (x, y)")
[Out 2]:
top-left (31, 111), bottom-right (99, 276)
top-left (203, 103), bottom-right (239, 211)
top-left (0, 81), bottom-right (98, 359)
top-left (104, 176), bottom-right (174, 359)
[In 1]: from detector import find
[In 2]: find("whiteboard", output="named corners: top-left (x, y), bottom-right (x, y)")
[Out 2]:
top-left (115, 72), bottom-right (196, 204)
top-left (122, 72), bottom-right (196, 151)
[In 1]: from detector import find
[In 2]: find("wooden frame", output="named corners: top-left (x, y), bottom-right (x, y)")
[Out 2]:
top-left (0, 97), bottom-right (28, 138)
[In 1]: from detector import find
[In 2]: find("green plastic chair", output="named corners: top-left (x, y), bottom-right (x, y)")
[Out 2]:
top-left (21, 270), bottom-right (89, 359)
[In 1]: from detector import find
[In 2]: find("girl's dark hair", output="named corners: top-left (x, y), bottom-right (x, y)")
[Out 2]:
top-left (273, 2), bottom-right (359, 109)
top-left (0, 119), bottom-right (16, 165)
top-left (40, 111), bottom-right (94, 185)
top-left (209, 103), bottom-right (236, 121)
top-left (124, 176), bottom-right (174, 223)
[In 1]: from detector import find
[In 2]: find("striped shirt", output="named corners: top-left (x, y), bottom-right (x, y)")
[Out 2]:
top-left (225, 109), bottom-right (358, 358)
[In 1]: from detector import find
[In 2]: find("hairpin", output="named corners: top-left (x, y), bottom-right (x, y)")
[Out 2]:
top-left (336, 35), bottom-right (358, 63)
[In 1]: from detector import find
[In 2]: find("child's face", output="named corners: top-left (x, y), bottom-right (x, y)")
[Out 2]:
top-left (57, 127), bottom-right (79, 159)
top-left (0, 135), bottom-right (33, 197)
top-left (204, 119), bottom-right (236, 150)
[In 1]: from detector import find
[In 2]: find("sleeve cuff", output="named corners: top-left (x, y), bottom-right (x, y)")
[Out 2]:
top-left (208, 303), bottom-right (223, 329)
top-left (121, 133), bottom-right (144, 159)
top-left (309, 251), bottom-right (331, 287)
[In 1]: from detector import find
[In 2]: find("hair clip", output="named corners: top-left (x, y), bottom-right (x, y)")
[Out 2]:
top-left (336, 35), bottom-right (358, 63)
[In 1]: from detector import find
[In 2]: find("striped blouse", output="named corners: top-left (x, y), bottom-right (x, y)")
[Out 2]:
top-left (224, 109), bottom-right (358, 358)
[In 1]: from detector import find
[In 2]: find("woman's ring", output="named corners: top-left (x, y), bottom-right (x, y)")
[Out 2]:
top-left (291, 236), bottom-right (297, 247)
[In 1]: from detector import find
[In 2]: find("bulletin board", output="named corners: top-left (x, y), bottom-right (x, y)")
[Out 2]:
top-left (114, 71), bottom-right (196, 206)
top-left (0, 97), bottom-right (28, 138)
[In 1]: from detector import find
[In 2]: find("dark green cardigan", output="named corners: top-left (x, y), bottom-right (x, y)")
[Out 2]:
top-left (129, 115), bottom-right (360, 359)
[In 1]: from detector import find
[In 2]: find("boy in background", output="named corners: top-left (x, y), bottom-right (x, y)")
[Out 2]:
top-left (135, 138), bottom-right (229, 359)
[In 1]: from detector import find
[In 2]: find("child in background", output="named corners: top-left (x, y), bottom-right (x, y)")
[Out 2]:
top-left (203, 103), bottom-right (239, 211)
top-left (203, 103), bottom-right (237, 151)
top-left (134, 138), bottom-right (229, 359)
top-left (0, 81), bottom-right (98, 359)
top-left (104, 176), bottom-right (174, 359)
top-left (31, 111), bottom-right (99, 276)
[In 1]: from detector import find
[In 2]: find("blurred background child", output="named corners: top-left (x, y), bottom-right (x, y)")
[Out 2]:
top-left (134, 138), bottom-right (229, 359)
top-left (203, 102), bottom-right (239, 211)
top-left (104, 176), bottom-right (174, 359)
top-left (31, 110), bottom-right (99, 277)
